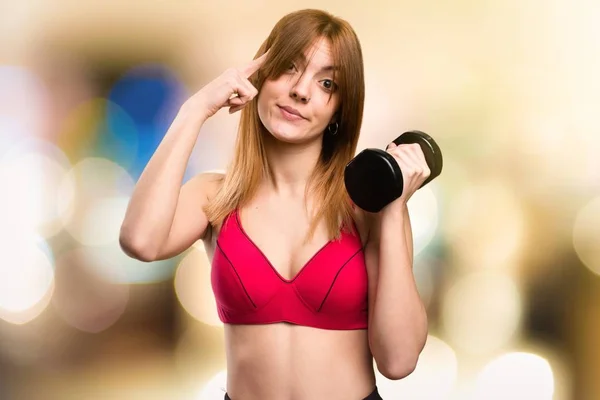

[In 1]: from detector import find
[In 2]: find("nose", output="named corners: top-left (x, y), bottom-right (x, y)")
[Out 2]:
top-left (290, 76), bottom-right (311, 103)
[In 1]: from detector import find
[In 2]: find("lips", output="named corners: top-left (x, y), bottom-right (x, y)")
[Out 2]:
top-left (278, 105), bottom-right (305, 120)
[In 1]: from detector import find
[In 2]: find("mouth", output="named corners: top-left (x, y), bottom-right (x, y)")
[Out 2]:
top-left (277, 105), bottom-right (306, 121)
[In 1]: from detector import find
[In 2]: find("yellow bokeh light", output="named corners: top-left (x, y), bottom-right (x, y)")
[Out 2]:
top-left (441, 271), bottom-right (522, 355)
top-left (444, 179), bottom-right (526, 274)
top-left (174, 324), bottom-right (226, 388)
top-left (174, 246), bottom-right (221, 327)
top-left (58, 157), bottom-right (134, 246)
top-left (55, 98), bottom-right (114, 163)
top-left (78, 196), bottom-right (131, 247)
top-left (573, 196), bottom-right (600, 276)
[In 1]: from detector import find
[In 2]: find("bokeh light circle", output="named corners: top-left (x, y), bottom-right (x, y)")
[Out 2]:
top-left (58, 157), bottom-right (134, 246)
top-left (573, 196), bottom-right (600, 276)
top-left (0, 235), bottom-right (55, 324)
top-left (0, 138), bottom-right (73, 238)
top-left (52, 248), bottom-right (129, 333)
top-left (441, 271), bottom-right (522, 355)
top-left (174, 246), bottom-right (221, 327)
top-left (473, 352), bottom-right (554, 400)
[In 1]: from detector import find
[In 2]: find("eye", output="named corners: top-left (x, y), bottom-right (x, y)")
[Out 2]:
top-left (287, 63), bottom-right (297, 71)
top-left (321, 79), bottom-right (337, 91)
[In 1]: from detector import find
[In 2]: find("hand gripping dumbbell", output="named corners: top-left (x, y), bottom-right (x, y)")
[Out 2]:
top-left (344, 130), bottom-right (443, 213)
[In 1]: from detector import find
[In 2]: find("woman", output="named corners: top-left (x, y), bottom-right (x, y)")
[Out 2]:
top-left (120, 9), bottom-right (429, 400)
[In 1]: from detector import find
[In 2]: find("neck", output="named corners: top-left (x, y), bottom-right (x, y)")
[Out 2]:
top-left (262, 133), bottom-right (322, 196)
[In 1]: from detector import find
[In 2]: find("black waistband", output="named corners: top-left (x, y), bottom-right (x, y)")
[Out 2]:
top-left (224, 386), bottom-right (382, 400)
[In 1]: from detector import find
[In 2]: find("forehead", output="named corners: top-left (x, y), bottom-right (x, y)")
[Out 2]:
top-left (299, 38), bottom-right (335, 69)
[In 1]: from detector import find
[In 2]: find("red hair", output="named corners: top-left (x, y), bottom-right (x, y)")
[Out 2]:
top-left (205, 9), bottom-right (365, 240)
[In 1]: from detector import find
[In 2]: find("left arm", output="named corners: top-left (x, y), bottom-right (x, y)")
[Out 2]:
top-left (362, 142), bottom-right (431, 380)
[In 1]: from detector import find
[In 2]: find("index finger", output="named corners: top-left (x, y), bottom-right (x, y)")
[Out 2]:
top-left (240, 50), bottom-right (270, 77)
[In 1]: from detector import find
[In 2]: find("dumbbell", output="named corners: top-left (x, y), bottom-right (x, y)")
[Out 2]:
top-left (344, 130), bottom-right (443, 213)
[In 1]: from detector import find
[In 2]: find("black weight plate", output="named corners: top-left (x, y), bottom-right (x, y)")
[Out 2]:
top-left (344, 148), bottom-right (404, 213)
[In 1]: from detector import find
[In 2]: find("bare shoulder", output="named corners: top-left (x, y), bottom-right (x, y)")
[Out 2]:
top-left (185, 171), bottom-right (225, 202)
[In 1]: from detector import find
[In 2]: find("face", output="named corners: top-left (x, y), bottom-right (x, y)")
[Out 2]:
top-left (257, 38), bottom-right (340, 144)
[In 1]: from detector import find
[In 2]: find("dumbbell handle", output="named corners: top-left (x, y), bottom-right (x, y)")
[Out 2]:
top-left (390, 130), bottom-right (443, 189)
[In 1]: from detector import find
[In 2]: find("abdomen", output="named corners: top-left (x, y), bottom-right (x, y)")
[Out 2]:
top-left (223, 324), bottom-right (376, 400)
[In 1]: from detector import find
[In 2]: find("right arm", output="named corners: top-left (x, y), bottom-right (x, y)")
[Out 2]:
top-left (118, 103), bottom-right (213, 262)
top-left (119, 52), bottom-right (268, 262)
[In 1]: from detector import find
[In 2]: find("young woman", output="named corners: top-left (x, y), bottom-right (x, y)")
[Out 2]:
top-left (120, 9), bottom-right (429, 400)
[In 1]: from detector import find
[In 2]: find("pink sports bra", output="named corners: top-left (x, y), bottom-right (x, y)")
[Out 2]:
top-left (210, 209), bottom-right (369, 330)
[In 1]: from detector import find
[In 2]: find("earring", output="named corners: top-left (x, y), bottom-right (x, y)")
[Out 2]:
top-left (328, 122), bottom-right (339, 135)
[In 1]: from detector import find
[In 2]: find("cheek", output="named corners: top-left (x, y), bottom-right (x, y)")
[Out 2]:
top-left (257, 94), bottom-right (268, 122)
top-left (257, 79), bottom-right (284, 106)
top-left (257, 85), bottom-right (274, 123)
top-left (313, 95), bottom-right (339, 127)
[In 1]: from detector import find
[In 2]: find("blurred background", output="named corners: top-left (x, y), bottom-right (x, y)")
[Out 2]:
top-left (1, 1), bottom-right (599, 399)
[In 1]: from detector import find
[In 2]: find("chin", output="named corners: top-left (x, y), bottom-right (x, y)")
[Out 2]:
top-left (262, 120), bottom-right (306, 144)
top-left (267, 128), bottom-right (307, 144)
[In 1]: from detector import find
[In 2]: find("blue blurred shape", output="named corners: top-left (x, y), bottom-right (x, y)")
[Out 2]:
top-left (96, 101), bottom-right (139, 170)
top-left (107, 64), bottom-right (188, 178)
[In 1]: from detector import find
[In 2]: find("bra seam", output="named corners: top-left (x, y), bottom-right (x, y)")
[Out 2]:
top-left (317, 247), bottom-right (364, 312)
top-left (216, 240), bottom-right (257, 309)
top-left (253, 285), bottom-right (286, 311)
top-left (291, 284), bottom-right (320, 314)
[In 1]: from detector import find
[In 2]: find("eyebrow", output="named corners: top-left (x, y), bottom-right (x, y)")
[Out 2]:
top-left (320, 65), bottom-right (338, 72)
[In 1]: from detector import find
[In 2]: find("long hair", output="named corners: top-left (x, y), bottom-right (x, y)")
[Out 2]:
top-left (205, 9), bottom-right (365, 241)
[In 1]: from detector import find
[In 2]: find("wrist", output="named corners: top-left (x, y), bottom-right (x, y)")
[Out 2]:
top-left (380, 198), bottom-right (408, 218)
top-left (368, 200), bottom-right (407, 230)
top-left (181, 96), bottom-right (210, 124)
